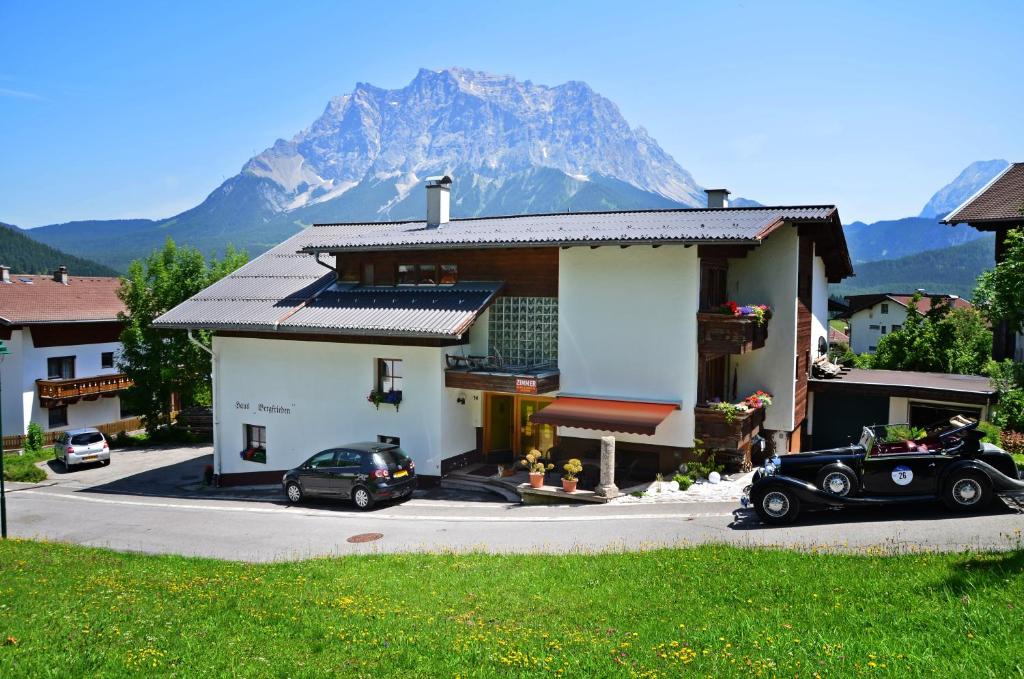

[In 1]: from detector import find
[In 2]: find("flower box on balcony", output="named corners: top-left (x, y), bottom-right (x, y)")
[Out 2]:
top-left (696, 313), bottom-right (769, 355)
top-left (694, 404), bottom-right (766, 453)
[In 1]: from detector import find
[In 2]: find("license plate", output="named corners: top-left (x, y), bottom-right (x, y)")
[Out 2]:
top-left (394, 470), bottom-right (408, 478)
top-left (83, 455), bottom-right (97, 462)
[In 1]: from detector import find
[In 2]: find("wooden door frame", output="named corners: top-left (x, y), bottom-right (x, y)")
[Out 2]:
top-left (482, 392), bottom-right (556, 457)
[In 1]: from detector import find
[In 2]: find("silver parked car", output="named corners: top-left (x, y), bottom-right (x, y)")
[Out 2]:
top-left (55, 428), bottom-right (110, 470)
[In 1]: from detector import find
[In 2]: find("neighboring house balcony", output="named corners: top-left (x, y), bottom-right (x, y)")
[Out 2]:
top-left (696, 312), bottom-right (770, 355)
top-left (36, 373), bottom-right (133, 407)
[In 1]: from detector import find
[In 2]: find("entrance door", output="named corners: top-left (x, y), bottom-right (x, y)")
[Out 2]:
top-left (484, 393), bottom-right (556, 463)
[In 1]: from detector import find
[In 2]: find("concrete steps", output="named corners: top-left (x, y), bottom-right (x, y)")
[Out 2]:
top-left (441, 467), bottom-right (523, 502)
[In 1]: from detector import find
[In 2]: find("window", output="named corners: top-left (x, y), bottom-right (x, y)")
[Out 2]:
top-left (868, 324), bottom-right (880, 331)
top-left (337, 450), bottom-right (363, 467)
top-left (417, 264), bottom-right (437, 285)
top-left (396, 263), bottom-right (457, 286)
top-left (307, 449), bottom-right (337, 469)
top-left (868, 345), bottom-right (877, 352)
top-left (71, 432), bottom-right (103, 445)
top-left (892, 324), bottom-right (901, 332)
top-left (101, 351), bottom-right (115, 369)
top-left (880, 326), bottom-right (887, 335)
top-left (48, 406), bottom-right (68, 429)
top-left (243, 424), bottom-right (267, 464)
top-left (699, 259), bottom-right (728, 310)
top-left (397, 264), bottom-right (417, 285)
top-left (377, 358), bottom-right (403, 393)
top-left (47, 356), bottom-right (75, 380)
top-left (881, 303), bottom-right (889, 314)
top-left (378, 434), bottom-right (400, 446)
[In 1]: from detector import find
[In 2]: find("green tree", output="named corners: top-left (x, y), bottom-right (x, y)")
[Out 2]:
top-left (872, 292), bottom-right (991, 374)
top-left (117, 239), bottom-right (247, 432)
top-left (975, 228), bottom-right (1024, 334)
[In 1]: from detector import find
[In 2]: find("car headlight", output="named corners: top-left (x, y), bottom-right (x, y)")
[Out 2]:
top-left (762, 456), bottom-right (781, 477)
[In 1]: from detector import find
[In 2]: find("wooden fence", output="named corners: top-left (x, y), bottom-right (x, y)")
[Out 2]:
top-left (3, 416), bottom-right (146, 452)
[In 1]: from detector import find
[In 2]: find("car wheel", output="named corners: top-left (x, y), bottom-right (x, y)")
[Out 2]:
top-left (101, 459), bottom-right (110, 467)
top-left (352, 486), bottom-right (375, 510)
top-left (285, 481), bottom-right (303, 504)
top-left (816, 466), bottom-right (857, 497)
top-left (63, 456), bottom-right (70, 472)
top-left (752, 486), bottom-right (801, 525)
top-left (942, 471), bottom-right (991, 512)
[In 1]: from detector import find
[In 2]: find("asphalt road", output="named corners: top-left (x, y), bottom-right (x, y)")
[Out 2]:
top-left (4, 446), bottom-right (1024, 561)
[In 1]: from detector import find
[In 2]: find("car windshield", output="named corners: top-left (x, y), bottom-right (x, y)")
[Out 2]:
top-left (859, 427), bottom-right (875, 456)
top-left (372, 448), bottom-right (410, 469)
top-left (70, 432), bottom-right (103, 445)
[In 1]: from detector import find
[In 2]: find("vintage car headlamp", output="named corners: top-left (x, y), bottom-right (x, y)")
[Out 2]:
top-left (762, 455), bottom-right (781, 477)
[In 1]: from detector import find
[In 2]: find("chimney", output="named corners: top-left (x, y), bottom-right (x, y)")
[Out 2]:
top-left (53, 265), bottom-right (68, 285)
top-left (425, 175), bottom-right (452, 227)
top-left (0, 266), bottom-right (9, 284)
top-left (704, 188), bottom-right (731, 209)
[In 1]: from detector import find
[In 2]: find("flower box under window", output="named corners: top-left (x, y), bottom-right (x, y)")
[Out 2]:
top-left (694, 405), bottom-right (766, 454)
top-left (697, 313), bottom-right (769, 355)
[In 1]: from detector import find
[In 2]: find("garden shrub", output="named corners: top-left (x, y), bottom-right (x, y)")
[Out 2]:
top-left (673, 473), bottom-right (694, 491)
top-left (25, 423), bottom-right (44, 454)
top-left (999, 430), bottom-right (1024, 455)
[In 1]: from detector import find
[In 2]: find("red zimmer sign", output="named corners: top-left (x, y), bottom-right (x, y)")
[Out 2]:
top-left (515, 377), bottom-right (538, 394)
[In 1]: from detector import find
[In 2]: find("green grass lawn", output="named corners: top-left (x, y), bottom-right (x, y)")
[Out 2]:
top-left (1, 447), bottom-right (53, 483)
top-left (1, 541), bottom-right (1023, 676)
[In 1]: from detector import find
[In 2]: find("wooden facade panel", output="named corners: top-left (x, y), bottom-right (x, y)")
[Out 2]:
top-left (793, 235), bottom-right (813, 425)
top-left (29, 321), bottom-right (123, 348)
top-left (334, 247), bottom-right (559, 297)
top-left (444, 370), bottom-right (559, 395)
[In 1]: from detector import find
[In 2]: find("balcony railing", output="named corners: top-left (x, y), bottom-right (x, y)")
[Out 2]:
top-left (37, 373), bottom-right (133, 406)
top-left (697, 313), bottom-right (769, 355)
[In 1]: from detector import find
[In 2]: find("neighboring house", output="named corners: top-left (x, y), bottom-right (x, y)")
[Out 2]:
top-left (155, 178), bottom-right (853, 486)
top-left (809, 368), bottom-right (996, 448)
top-left (943, 161), bottom-right (1024, 360)
top-left (844, 292), bottom-right (972, 354)
top-left (827, 326), bottom-right (849, 346)
top-left (0, 266), bottom-right (134, 439)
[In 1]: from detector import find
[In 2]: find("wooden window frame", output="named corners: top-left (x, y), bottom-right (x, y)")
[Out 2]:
top-left (376, 358), bottom-right (403, 393)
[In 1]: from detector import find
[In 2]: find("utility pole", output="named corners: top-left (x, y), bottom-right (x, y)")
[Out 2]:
top-left (0, 339), bottom-right (11, 538)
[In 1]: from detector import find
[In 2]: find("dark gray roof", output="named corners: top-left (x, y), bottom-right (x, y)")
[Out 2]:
top-left (153, 227), bottom-right (502, 338)
top-left (298, 206), bottom-right (840, 252)
top-left (809, 368), bottom-right (997, 405)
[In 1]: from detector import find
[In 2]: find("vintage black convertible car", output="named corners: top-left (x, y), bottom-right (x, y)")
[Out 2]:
top-left (742, 416), bottom-right (1024, 524)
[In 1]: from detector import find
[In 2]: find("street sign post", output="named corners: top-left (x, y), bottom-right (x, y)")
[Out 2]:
top-left (0, 339), bottom-right (10, 538)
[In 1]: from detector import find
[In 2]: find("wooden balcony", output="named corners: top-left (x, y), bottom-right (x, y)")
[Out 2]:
top-left (445, 368), bottom-right (559, 395)
top-left (694, 405), bottom-right (766, 468)
top-left (37, 373), bottom-right (133, 407)
top-left (697, 313), bottom-right (769, 355)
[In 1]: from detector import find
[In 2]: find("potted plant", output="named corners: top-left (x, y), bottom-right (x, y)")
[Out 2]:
top-left (562, 458), bottom-right (583, 493)
top-left (367, 389), bottom-right (403, 411)
top-left (520, 450), bottom-right (553, 488)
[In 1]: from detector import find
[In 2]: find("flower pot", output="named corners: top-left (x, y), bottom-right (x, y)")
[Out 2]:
top-left (562, 478), bottom-right (578, 493)
top-left (529, 472), bottom-right (545, 488)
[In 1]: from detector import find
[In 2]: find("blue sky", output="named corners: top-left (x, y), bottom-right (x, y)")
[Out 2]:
top-left (1, 0), bottom-right (1022, 227)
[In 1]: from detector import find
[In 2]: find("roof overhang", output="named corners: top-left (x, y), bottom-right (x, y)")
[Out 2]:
top-left (297, 237), bottom-right (760, 255)
top-left (529, 396), bottom-right (680, 435)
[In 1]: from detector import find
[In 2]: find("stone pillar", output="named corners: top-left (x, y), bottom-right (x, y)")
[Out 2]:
top-left (595, 436), bottom-right (619, 498)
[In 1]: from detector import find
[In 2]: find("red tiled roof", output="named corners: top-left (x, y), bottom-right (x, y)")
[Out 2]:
top-left (886, 295), bottom-right (972, 314)
top-left (0, 275), bottom-right (125, 324)
top-left (828, 327), bottom-right (849, 344)
top-left (944, 162), bottom-right (1024, 224)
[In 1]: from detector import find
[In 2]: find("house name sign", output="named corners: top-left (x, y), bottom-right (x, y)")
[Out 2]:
top-left (235, 401), bottom-right (293, 415)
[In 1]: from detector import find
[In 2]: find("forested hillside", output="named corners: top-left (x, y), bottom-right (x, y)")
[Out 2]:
top-left (0, 223), bottom-right (119, 277)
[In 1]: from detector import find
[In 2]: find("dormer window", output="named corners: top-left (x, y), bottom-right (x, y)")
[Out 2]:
top-left (396, 263), bottom-right (457, 286)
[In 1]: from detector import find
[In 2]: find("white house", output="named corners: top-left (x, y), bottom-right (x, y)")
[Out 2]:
top-left (155, 178), bottom-right (852, 486)
top-left (845, 293), bottom-right (972, 354)
top-left (0, 266), bottom-right (134, 441)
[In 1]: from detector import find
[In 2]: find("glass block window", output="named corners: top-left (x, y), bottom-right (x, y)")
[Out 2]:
top-left (487, 297), bottom-right (558, 369)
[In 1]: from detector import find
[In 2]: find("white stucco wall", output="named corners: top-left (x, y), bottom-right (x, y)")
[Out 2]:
top-left (811, 245), bottom-right (829, 359)
top-left (0, 329), bottom-right (27, 437)
top-left (212, 336), bottom-right (477, 477)
top-left (849, 304), bottom-right (908, 354)
top-left (729, 228), bottom-right (800, 433)
top-left (557, 245), bottom-right (699, 447)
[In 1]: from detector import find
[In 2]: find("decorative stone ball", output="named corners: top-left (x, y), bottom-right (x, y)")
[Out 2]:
top-left (708, 471), bottom-right (721, 484)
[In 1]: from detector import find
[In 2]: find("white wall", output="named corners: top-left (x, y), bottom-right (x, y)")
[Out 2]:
top-left (811, 245), bottom-right (829, 359)
top-left (0, 329), bottom-right (27, 437)
top-left (730, 227), bottom-right (800, 433)
top-left (558, 245), bottom-right (699, 447)
top-left (213, 335), bottom-right (476, 477)
top-left (849, 303), bottom-right (908, 354)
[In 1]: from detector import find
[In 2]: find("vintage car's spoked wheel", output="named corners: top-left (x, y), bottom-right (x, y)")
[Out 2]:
top-left (942, 471), bottom-right (991, 512)
top-left (817, 466), bottom-right (857, 497)
top-left (752, 486), bottom-right (801, 525)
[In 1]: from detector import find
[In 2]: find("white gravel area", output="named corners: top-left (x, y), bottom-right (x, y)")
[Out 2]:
top-left (612, 471), bottom-right (756, 504)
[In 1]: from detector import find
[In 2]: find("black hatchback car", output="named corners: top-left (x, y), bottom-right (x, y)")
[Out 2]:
top-left (282, 442), bottom-right (416, 509)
